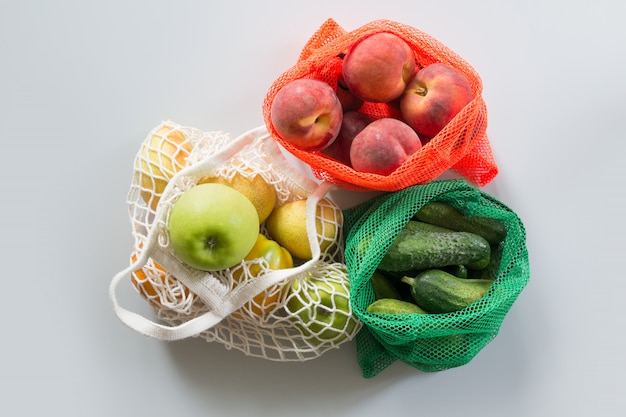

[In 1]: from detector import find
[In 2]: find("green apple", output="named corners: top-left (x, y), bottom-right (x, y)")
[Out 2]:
top-left (167, 183), bottom-right (260, 271)
top-left (286, 269), bottom-right (359, 344)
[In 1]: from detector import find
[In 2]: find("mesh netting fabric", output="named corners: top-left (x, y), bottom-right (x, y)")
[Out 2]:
top-left (262, 18), bottom-right (498, 192)
top-left (342, 179), bottom-right (530, 377)
top-left (110, 120), bottom-right (361, 361)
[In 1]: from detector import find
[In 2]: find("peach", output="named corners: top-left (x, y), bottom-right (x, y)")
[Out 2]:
top-left (335, 75), bottom-right (363, 112)
top-left (350, 118), bottom-right (422, 175)
top-left (270, 78), bottom-right (343, 151)
top-left (342, 32), bottom-right (416, 103)
top-left (400, 63), bottom-right (473, 138)
top-left (323, 111), bottom-right (372, 165)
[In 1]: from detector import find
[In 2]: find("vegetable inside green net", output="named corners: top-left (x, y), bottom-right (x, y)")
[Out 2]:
top-left (342, 179), bottom-right (530, 378)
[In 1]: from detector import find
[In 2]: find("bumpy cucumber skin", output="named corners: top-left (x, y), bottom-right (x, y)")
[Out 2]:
top-left (370, 271), bottom-right (402, 300)
top-left (415, 201), bottom-right (507, 245)
top-left (367, 298), bottom-right (428, 315)
top-left (378, 229), bottom-right (491, 272)
top-left (404, 269), bottom-right (493, 313)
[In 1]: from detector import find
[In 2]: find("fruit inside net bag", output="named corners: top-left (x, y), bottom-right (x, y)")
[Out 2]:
top-left (262, 18), bottom-right (498, 192)
top-left (109, 120), bottom-right (361, 361)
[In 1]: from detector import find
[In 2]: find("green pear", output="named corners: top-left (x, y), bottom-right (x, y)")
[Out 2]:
top-left (285, 269), bottom-right (359, 344)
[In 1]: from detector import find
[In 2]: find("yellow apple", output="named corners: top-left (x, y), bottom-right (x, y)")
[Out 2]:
top-left (264, 198), bottom-right (342, 260)
top-left (135, 124), bottom-right (192, 211)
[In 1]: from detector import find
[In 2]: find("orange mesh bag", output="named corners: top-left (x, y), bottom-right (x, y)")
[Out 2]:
top-left (262, 18), bottom-right (498, 192)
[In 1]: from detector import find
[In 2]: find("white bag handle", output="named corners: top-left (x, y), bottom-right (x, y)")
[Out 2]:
top-left (109, 123), bottom-right (336, 340)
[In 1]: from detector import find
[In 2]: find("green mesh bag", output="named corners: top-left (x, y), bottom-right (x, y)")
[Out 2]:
top-left (342, 179), bottom-right (530, 378)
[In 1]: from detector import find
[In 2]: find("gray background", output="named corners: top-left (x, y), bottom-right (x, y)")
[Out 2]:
top-left (2, 1), bottom-right (624, 416)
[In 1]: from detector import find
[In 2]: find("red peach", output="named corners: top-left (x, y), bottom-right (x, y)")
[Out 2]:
top-left (270, 78), bottom-right (343, 151)
top-left (335, 75), bottom-right (364, 112)
top-left (323, 111), bottom-right (372, 165)
top-left (342, 32), bottom-right (416, 103)
top-left (350, 118), bottom-right (422, 175)
top-left (400, 63), bottom-right (473, 138)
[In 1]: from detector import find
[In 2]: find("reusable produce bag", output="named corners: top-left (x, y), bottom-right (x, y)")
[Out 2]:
top-left (263, 18), bottom-right (498, 192)
top-left (342, 179), bottom-right (529, 377)
top-left (109, 120), bottom-right (361, 361)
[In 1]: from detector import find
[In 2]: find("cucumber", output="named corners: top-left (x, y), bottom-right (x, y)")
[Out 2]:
top-left (403, 220), bottom-right (454, 234)
top-left (378, 269), bottom-right (418, 281)
top-left (367, 298), bottom-right (428, 315)
top-left (378, 228), bottom-right (491, 272)
top-left (414, 201), bottom-right (507, 245)
top-left (401, 269), bottom-right (493, 313)
top-left (442, 264), bottom-right (469, 279)
top-left (370, 271), bottom-right (402, 300)
top-left (377, 269), bottom-right (420, 303)
top-left (468, 242), bottom-right (503, 280)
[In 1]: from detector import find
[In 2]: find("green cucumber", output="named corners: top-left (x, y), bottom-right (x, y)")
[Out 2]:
top-left (370, 271), bottom-right (402, 300)
top-left (401, 269), bottom-right (493, 313)
top-left (442, 264), bottom-right (469, 279)
top-left (367, 298), bottom-right (428, 315)
top-left (468, 242), bottom-right (503, 280)
top-left (403, 220), bottom-right (455, 234)
top-left (415, 201), bottom-right (507, 245)
top-left (378, 228), bottom-right (491, 272)
top-left (377, 270), bottom-right (420, 303)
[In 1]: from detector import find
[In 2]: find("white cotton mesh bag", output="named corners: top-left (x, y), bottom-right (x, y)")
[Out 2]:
top-left (109, 120), bottom-right (361, 361)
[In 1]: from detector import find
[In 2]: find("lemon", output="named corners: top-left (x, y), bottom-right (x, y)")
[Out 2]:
top-left (199, 171), bottom-right (277, 223)
top-left (265, 198), bottom-right (342, 260)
